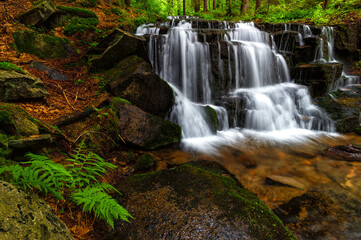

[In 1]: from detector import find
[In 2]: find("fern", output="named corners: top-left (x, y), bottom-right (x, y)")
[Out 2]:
top-left (0, 142), bottom-right (132, 228)
top-left (71, 183), bottom-right (132, 229)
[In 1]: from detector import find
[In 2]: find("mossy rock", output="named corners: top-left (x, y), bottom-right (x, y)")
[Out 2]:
top-left (134, 153), bottom-right (154, 171)
top-left (13, 30), bottom-right (72, 59)
top-left (203, 105), bottom-right (218, 134)
top-left (64, 17), bottom-right (99, 36)
top-left (0, 62), bottom-right (24, 74)
top-left (113, 161), bottom-right (295, 239)
top-left (17, 0), bottom-right (56, 27)
top-left (57, 5), bottom-right (97, 18)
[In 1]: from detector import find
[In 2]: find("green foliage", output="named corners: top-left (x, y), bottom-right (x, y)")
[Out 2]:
top-left (64, 17), bottom-right (99, 36)
top-left (0, 142), bottom-right (132, 228)
top-left (0, 62), bottom-right (25, 74)
top-left (57, 5), bottom-right (98, 18)
top-left (79, 0), bottom-right (99, 7)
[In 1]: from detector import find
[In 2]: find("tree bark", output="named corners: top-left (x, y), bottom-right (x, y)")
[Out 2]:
top-left (213, 0), bottom-right (216, 10)
top-left (323, 0), bottom-right (329, 9)
top-left (241, 0), bottom-right (249, 13)
top-left (255, 0), bottom-right (261, 14)
top-left (226, 0), bottom-right (231, 15)
top-left (183, 0), bottom-right (186, 15)
top-left (203, 0), bottom-right (207, 12)
top-left (195, 0), bottom-right (200, 12)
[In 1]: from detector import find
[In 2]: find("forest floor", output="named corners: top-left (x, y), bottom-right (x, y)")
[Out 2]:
top-left (0, 0), bottom-right (361, 239)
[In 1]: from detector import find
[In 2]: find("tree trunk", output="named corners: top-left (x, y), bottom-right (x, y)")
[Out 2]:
top-left (203, 0), bottom-right (207, 12)
top-left (183, 0), bottom-right (186, 15)
top-left (255, 0), bottom-right (261, 14)
top-left (226, 0), bottom-right (231, 15)
top-left (241, 0), bottom-right (249, 13)
top-left (323, 0), bottom-right (329, 9)
top-left (124, 0), bottom-right (131, 7)
top-left (213, 0), bottom-right (216, 10)
top-left (195, 0), bottom-right (200, 12)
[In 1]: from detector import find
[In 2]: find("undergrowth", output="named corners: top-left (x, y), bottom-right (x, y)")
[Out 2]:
top-left (0, 141), bottom-right (132, 229)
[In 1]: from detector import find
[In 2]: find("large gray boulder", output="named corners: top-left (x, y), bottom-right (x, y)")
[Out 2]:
top-left (0, 70), bottom-right (49, 101)
top-left (110, 161), bottom-right (295, 239)
top-left (105, 55), bottom-right (174, 117)
top-left (0, 181), bottom-right (74, 240)
top-left (17, 0), bottom-right (56, 27)
top-left (111, 98), bottom-right (181, 149)
top-left (88, 29), bottom-right (148, 70)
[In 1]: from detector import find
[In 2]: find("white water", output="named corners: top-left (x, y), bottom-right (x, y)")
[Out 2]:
top-left (137, 20), bottom-right (337, 152)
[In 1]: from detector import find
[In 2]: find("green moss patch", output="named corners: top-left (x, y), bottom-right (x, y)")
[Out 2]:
top-left (0, 62), bottom-right (25, 74)
top-left (64, 17), bottom-right (99, 36)
top-left (134, 153), bottom-right (154, 171)
top-left (57, 5), bottom-right (98, 18)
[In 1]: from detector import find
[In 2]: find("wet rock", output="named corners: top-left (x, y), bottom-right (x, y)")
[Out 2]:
top-left (105, 55), bottom-right (174, 117)
top-left (315, 85), bottom-right (361, 133)
top-left (323, 144), bottom-right (361, 162)
top-left (334, 23), bottom-right (361, 65)
top-left (88, 29), bottom-right (148, 70)
top-left (274, 190), bottom-right (341, 240)
top-left (111, 161), bottom-right (295, 240)
top-left (159, 25), bottom-right (169, 34)
top-left (202, 105), bottom-right (218, 134)
top-left (0, 181), bottom-right (73, 240)
top-left (293, 63), bottom-right (343, 97)
top-left (8, 134), bottom-right (52, 150)
top-left (0, 70), bottom-right (49, 101)
top-left (273, 31), bottom-right (302, 52)
top-left (265, 175), bottom-right (306, 190)
top-left (111, 98), bottom-right (181, 149)
top-left (133, 153), bottom-right (155, 171)
top-left (30, 61), bottom-right (69, 81)
top-left (13, 30), bottom-right (72, 59)
top-left (17, 0), bottom-right (56, 27)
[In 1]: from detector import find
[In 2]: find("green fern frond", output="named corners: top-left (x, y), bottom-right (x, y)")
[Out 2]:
top-left (71, 184), bottom-right (132, 229)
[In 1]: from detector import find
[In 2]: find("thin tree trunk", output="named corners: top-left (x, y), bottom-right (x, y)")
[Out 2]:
top-left (195, 0), bottom-right (200, 12)
top-left (203, 0), bottom-right (207, 12)
top-left (255, 0), bottom-right (261, 14)
top-left (323, 0), bottom-right (329, 9)
top-left (213, 0), bottom-right (216, 10)
top-left (241, 0), bottom-right (249, 13)
top-left (183, 0), bottom-right (186, 15)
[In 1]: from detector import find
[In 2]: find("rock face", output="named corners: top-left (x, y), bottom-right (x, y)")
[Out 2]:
top-left (105, 55), bottom-right (174, 117)
top-left (273, 31), bottom-right (302, 52)
top-left (334, 23), bottom-right (361, 65)
top-left (293, 63), bottom-right (344, 97)
top-left (88, 29), bottom-right (148, 70)
top-left (17, 0), bottom-right (56, 27)
top-left (0, 70), bottom-right (49, 100)
top-left (13, 30), bottom-right (72, 59)
top-left (0, 181), bottom-right (74, 240)
top-left (111, 161), bottom-right (295, 240)
top-left (112, 99), bottom-right (181, 149)
top-left (315, 85), bottom-right (361, 133)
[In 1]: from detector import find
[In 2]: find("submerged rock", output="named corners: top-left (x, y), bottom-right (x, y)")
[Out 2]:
top-left (0, 181), bottom-right (74, 240)
top-left (105, 55), bottom-right (174, 117)
top-left (323, 144), bottom-right (361, 162)
top-left (0, 70), bottom-right (49, 101)
top-left (111, 161), bottom-right (295, 240)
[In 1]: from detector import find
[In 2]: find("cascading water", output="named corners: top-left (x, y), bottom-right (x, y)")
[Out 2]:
top-left (137, 18), bottom-right (336, 152)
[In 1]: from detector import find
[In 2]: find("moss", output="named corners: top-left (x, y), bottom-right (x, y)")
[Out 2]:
top-left (204, 105), bottom-right (218, 132)
top-left (134, 153), bottom-right (155, 171)
top-left (64, 17), bottom-right (99, 36)
top-left (355, 126), bottom-right (361, 135)
top-left (57, 5), bottom-right (98, 18)
top-left (13, 30), bottom-right (71, 59)
top-left (125, 152), bottom-right (138, 164)
top-left (79, 0), bottom-right (99, 7)
top-left (0, 62), bottom-right (25, 74)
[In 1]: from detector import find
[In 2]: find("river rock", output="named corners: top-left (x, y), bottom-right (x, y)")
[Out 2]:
top-left (0, 70), bottom-right (49, 100)
top-left (315, 85), bottom-right (361, 133)
top-left (293, 62), bottom-right (343, 97)
top-left (17, 0), bottom-right (56, 27)
top-left (323, 144), bottom-right (361, 162)
top-left (105, 55), bottom-right (174, 117)
top-left (88, 29), bottom-right (148, 70)
top-left (30, 61), bottom-right (69, 81)
top-left (112, 99), bottom-right (181, 149)
top-left (110, 161), bottom-right (295, 240)
top-left (13, 30), bottom-right (72, 59)
top-left (0, 181), bottom-right (74, 240)
top-left (266, 175), bottom-right (306, 190)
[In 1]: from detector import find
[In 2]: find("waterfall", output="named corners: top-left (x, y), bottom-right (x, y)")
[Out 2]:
top-left (137, 19), bottom-right (336, 148)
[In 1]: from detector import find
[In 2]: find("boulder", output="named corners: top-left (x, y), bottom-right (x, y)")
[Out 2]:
top-left (105, 55), bottom-right (174, 117)
top-left (8, 134), bottom-right (52, 150)
top-left (273, 31), bottom-right (302, 52)
top-left (293, 63), bottom-right (343, 97)
top-left (17, 0), bottom-right (56, 27)
top-left (0, 181), bottom-right (74, 240)
top-left (315, 85), bottom-right (361, 133)
top-left (111, 99), bottom-right (181, 149)
top-left (334, 23), bottom-right (361, 65)
top-left (88, 29), bottom-right (148, 70)
top-left (30, 61), bottom-right (69, 81)
top-left (13, 30), bottom-right (72, 59)
top-left (0, 70), bottom-right (49, 101)
top-left (202, 105), bottom-right (218, 134)
top-left (110, 161), bottom-right (295, 239)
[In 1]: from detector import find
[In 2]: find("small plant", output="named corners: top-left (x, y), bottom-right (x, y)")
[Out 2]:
top-left (0, 62), bottom-right (25, 74)
top-left (0, 142), bottom-right (132, 228)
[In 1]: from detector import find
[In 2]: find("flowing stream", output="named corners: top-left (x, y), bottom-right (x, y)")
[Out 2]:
top-left (137, 19), bottom-right (337, 153)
